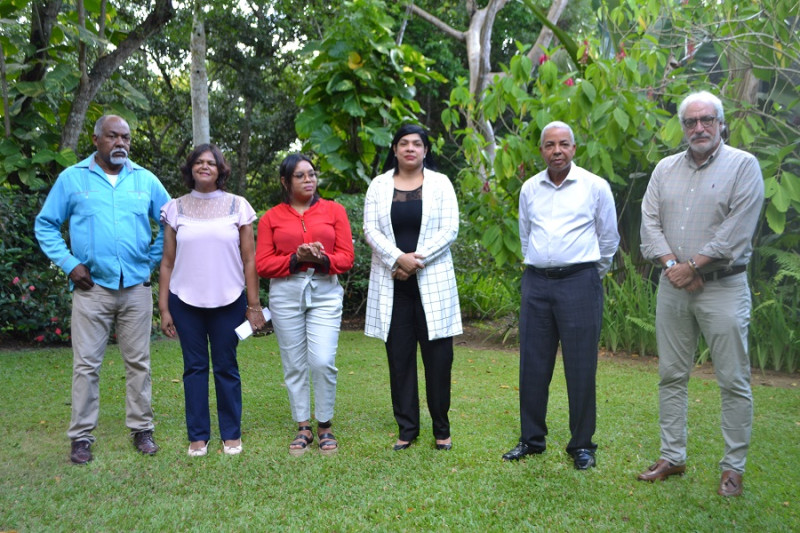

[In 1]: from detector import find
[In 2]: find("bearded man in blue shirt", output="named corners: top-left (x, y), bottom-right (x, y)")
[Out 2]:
top-left (35, 115), bottom-right (171, 464)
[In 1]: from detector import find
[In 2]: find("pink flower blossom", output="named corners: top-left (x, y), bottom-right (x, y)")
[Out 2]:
top-left (35, 335), bottom-right (45, 342)
top-left (538, 54), bottom-right (549, 65)
top-left (564, 78), bottom-right (575, 86)
top-left (13, 277), bottom-right (20, 284)
top-left (29, 285), bottom-right (35, 291)
top-left (55, 328), bottom-right (62, 335)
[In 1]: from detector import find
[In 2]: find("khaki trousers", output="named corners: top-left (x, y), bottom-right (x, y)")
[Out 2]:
top-left (655, 272), bottom-right (753, 473)
top-left (68, 283), bottom-right (155, 442)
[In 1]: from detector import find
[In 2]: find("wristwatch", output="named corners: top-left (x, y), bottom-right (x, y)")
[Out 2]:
top-left (665, 259), bottom-right (677, 269)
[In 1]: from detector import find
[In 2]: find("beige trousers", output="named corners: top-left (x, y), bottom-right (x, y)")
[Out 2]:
top-left (68, 283), bottom-right (155, 442)
top-left (655, 272), bottom-right (753, 473)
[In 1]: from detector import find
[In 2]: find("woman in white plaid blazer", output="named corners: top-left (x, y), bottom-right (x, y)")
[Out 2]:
top-left (364, 124), bottom-right (462, 452)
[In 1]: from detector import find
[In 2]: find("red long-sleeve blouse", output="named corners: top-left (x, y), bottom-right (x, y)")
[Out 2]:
top-left (256, 198), bottom-right (354, 279)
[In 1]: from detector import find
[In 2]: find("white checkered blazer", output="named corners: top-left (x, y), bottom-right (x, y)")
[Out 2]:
top-left (363, 169), bottom-right (463, 342)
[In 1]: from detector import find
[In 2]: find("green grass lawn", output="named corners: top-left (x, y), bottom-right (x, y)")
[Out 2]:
top-left (1, 331), bottom-right (798, 531)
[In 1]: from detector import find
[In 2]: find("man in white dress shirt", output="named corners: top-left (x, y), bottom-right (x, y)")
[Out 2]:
top-left (502, 121), bottom-right (619, 469)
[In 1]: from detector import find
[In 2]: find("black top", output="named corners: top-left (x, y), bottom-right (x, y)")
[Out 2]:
top-left (391, 185), bottom-right (422, 254)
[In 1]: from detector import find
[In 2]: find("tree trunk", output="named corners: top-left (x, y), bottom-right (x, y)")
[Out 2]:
top-left (190, 3), bottom-right (210, 146)
top-left (59, 0), bottom-right (174, 151)
top-left (235, 97), bottom-right (254, 195)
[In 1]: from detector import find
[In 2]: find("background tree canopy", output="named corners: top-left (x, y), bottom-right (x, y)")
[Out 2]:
top-left (2, 0), bottom-right (798, 371)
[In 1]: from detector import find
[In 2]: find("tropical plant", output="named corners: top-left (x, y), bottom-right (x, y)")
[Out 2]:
top-left (295, 0), bottom-right (445, 193)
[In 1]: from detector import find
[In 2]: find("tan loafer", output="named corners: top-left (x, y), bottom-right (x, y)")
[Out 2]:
top-left (718, 470), bottom-right (743, 497)
top-left (637, 458), bottom-right (686, 482)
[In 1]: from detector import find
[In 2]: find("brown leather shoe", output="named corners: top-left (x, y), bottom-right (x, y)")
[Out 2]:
top-left (70, 439), bottom-right (93, 464)
top-left (718, 470), bottom-right (743, 497)
top-left (132, 430), bottom-right (159, 455)
top-left (637, 458), bottom-right (686, 481)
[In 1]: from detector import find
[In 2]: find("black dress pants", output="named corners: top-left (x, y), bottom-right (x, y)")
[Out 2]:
top-left (386, 278), bottom-right (453, 441)
top-left (518, 266), bottom-right (603, 454)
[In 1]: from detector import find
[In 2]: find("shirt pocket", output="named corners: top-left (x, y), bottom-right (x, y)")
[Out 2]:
top-left (120, 190), bottom-right (153, 254)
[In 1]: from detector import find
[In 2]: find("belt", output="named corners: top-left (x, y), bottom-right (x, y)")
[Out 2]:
top-left (701, 265), bottom-right (747, 282)
top-left (528, 262), bottom-right (596, 279)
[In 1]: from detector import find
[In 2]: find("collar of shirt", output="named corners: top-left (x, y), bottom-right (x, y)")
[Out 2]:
top-left (536, 166), bottom-right (578, 188)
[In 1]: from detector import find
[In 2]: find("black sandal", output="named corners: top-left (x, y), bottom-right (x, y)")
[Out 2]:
top-left (289, 425), bottom-right (313, 456)
top-left (317, 421), bottom-right (338, 455)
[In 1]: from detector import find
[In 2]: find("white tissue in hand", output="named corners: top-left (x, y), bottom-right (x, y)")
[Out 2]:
top-left (235, 308), bottom-right (272, 340)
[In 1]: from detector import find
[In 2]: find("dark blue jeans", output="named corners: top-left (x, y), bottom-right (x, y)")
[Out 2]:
top-left (169, 291), bottom-right (245, 442)
top-left (518, 266), bottom-right (603, 454)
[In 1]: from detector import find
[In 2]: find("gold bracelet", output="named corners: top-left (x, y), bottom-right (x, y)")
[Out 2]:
top-left (687, 258), bottom-right (699, 273)
top-left (246, 305), bottom-right (262, 311)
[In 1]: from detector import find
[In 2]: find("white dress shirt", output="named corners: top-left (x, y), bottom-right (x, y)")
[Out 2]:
top-left (519, 164), bottom-right (619, 277)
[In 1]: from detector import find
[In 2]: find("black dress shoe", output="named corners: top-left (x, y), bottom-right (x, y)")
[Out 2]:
top-left (435, 443), bottom-right (452, 450)
top-left (393, 441), bottom-right (413, 451)
top-left (502, 442), bottom-right (545, 461)
top-left (571, 449), bottom-right (596, 470)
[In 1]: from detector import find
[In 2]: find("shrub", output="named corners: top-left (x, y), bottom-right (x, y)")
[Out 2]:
top-left (335, 193), bottom-right (372, 317)
top-left (0, 187), bottom-right (72, 344)
top-left (601, 251), bottom-right (658, 356)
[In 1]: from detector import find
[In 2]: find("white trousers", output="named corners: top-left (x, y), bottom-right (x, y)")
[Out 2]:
top-left (655, 272), bottom-right (753, 473)
top-left (269, 270), bottom-right (343, 423)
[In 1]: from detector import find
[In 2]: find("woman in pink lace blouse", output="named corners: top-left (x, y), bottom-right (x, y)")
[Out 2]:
top-left (159, 144), bottom-right (266, 457)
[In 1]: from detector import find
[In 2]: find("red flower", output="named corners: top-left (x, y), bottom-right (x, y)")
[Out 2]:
top-left (616, 43), bottom-right (626, 61)
top-left (12, 277), bottom-right (20, 284)
top-left (564, 78), bottom-right (575, 86)
top-left (482, 181), bottom-right (491, 193)
top-left (580, 41), bottom-right (590, 65)
top-left (55, 328), bottom-right (62, 335)
top-left (538, 54), bottom-right (549, 65)
top-left (28, 285), bottom-right (35, 291)
top-left (35, 335), bottom-right (45, 342)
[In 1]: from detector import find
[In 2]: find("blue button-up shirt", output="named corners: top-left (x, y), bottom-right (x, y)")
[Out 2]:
top-left (35, 153), bottom-right (171, 290)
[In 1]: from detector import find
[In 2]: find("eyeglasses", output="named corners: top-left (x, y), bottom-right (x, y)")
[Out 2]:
top-left (681, 115), bottom-right (717, 129)
top-left (292, 171), bottom-right (317, 180)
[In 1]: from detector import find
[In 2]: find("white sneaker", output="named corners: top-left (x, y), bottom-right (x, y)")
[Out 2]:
top-left (223, 442), bottom-right (243, 455)
top-left (187, 443), bottom-right (208, 457)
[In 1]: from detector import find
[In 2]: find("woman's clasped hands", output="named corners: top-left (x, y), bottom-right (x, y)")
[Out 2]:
top-left (296, 241), bottom-right (326, 264)
top-left (392, 252), bottom-right (425, 280)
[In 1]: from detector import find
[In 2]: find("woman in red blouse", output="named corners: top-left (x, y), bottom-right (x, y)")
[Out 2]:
top-left (256, 154), bottom-right (354, 455)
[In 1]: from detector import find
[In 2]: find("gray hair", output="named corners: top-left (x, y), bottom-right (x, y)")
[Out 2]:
top-left (678, 91), bottom-right (725, 124)
top-left (540, 121), bottom-right (575, 147)
top-left (93, 115), bottom-right (127, 136)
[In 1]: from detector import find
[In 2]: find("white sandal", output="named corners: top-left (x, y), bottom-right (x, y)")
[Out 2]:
top-left (187, 442), bottom-right (208, 457)
top-left (223, 441), bottom-right (243, 455)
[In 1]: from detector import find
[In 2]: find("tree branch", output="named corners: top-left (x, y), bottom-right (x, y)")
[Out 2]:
top-left (527, 0), bottom-right (569, 66)
top-left (60, 0), bottom-right (175, 151)
top-left (408, 4), bottom-right (465, 41)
